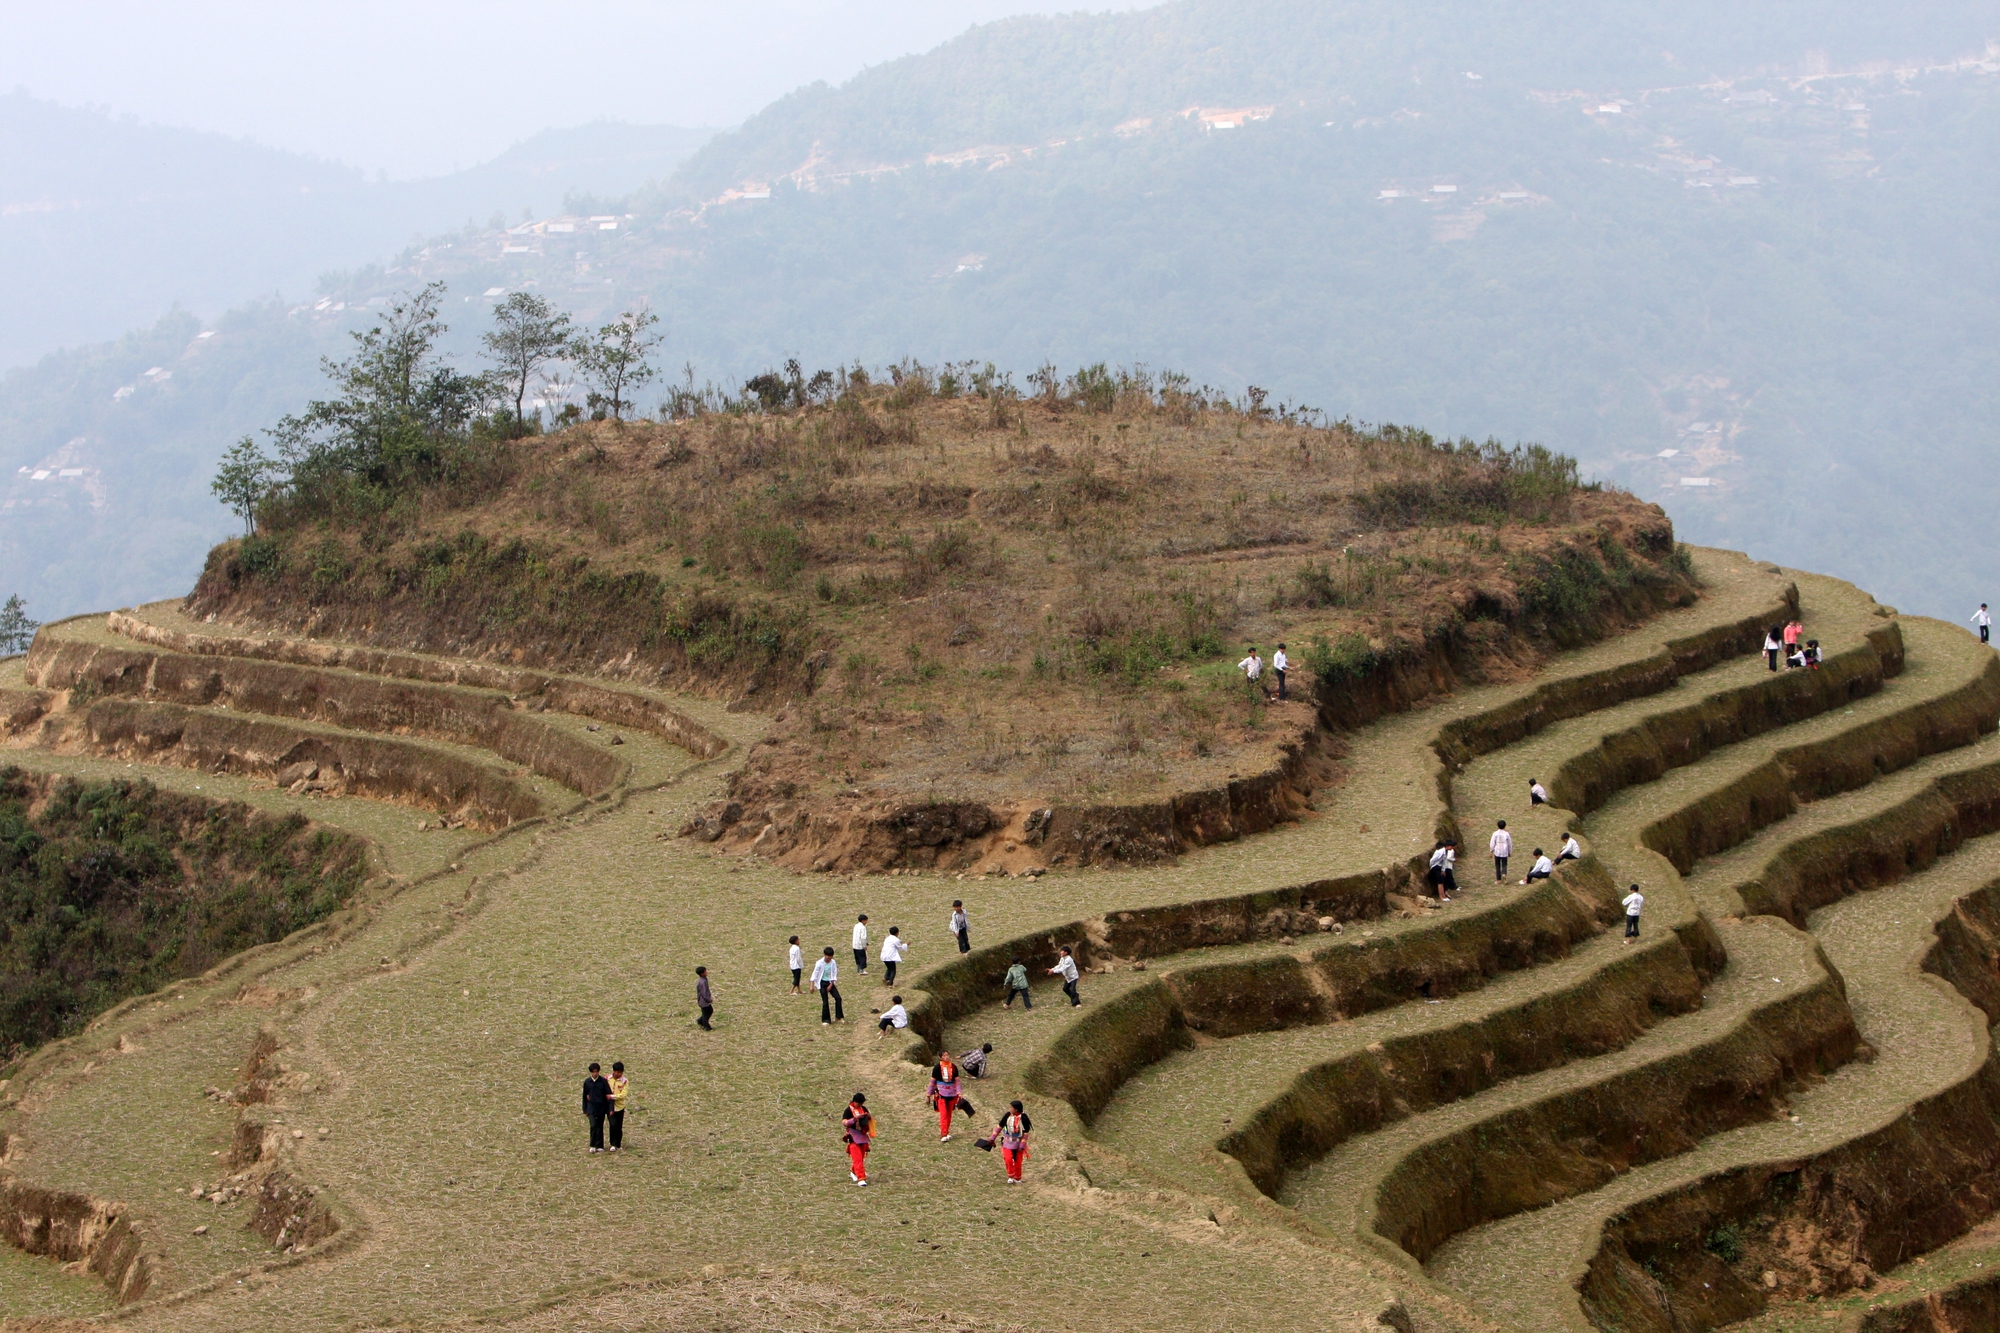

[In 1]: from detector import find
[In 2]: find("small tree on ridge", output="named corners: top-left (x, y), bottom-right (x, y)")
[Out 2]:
top-left (577, 310), bottom-right (660, 422)
top-left (0, 595), bottom-right (38, 655)
top-left (211, 436), bottom-right (276, 534)
top-left (481, 292), bottom-right (574, 437)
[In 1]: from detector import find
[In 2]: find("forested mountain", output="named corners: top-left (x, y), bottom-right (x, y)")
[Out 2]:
top-left (3, 0), bottom-right (1996, 624)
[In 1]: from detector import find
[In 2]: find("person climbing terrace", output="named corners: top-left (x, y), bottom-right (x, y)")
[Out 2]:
top-left (992, 1100), bottom-right (1032, 1184)
top-left (1426, 840), bottom-right (1459, 902)
top-left (929, 1049), bottom-right (964, 1141)
top-left (1557, 831), bottom-right (1581, 863)
top-left (949, 900), bottom-right (971, 954)
top-left (1521, 848), bottom-right (1554, 884)
top-left (1976, 604), bottom-right (1993, 645)
top-left (607, 1062), bottom-right (629, 1152)
top-left (1002, 957), bottom-right (1032, 1009)
top-left (582, 1062), bottom-right (612, 1154)
top-left (1490, 819), bottom-right (1512, 882)
top-left (1529, 778), bottom-right (1549, 807)
top-left (1049, 946), bottom-right (1082, 1006)
top-left (851, 914), bottom-right (870, 974)
top-left (878, 995), bottom-right (909, 1037)
top-left (843, 1092), bottom-right (874, 1186)
top-left (880, 927), bottom-right (907, 985)
top-left (1764, 624), bottom-right (1783, 672)
top-left (1622, 884), bottom-right (1645, 940)
top-left (695, 966), bottom-right (714, 1030)
top-left (811, 946), bottom-right (844, 1025)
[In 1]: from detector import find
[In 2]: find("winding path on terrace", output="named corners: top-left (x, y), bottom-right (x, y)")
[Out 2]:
top-left (6, 549), bottom-right (2000, 1332)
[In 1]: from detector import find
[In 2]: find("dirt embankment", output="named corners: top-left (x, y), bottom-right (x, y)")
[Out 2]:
top-left (0, 1178), bottom-right (157, 1303)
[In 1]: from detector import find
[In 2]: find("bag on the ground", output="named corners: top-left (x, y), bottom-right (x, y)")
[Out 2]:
top-left (975, 1136), bottom-right (996, 1152)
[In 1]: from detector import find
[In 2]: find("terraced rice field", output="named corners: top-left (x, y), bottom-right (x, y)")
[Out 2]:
top-left (6, 549), bottom-right (2000, 1332)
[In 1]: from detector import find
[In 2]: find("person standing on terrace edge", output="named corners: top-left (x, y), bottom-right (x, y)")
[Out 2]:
top-left (1764, 624), bottom-right (1783, 671)
top-left (950, 900), bottom-right (971, 954)
top-left (582, 1062), bottom-right (612, 1153)
top-left (695, 966), bottom-right (714, 1030)
top-left (1622, 885), bottom-right (1645, 940)
top-left (880, 927), bottom-right (907, 985)
top-left (929, 1049), bottom-right (963, 1141)
top-left (852, 914), bottom-right (870, 974)
top-left (843, 1092), bottom-right (874, 1185)
top-left (812, 947), bottom-right (844, 1025)
top-left (1049, 946), bottom-right (1082, 1006)
top-left (1976, 604), bottom-right (1992, 645)
top-left (1490, 820), bottom-right (1512, 882)
top-left (1003, 957), bottom-right (1032, 1009)
top-left (1529, 778), bottom-right (1548, 807)
top-left (1272, 642), bottom-right (1289, 700)
top-left (607, 1062), bottom-right (629, 1151)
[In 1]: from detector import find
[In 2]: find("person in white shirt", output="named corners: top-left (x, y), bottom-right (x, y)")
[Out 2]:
top-left (1272, 643), bottom-right (1289, 700)
top-left (1557, 832), bottom-right (1582, 862)
top-left (1521, 849), bottom-right (1554, 883)
top-left (1238, 648), bottom-right (1265, 697)
top-left (1426, 841), bottom-right (1458, 901)
top-left (851, 915), bottom-right (870, 974)
top-left (1763, 625), bottom-right (1782, 672)
top-left (788, 935), bottom-right (804, 994)
top-left (1529, 778), bottom-right (1549, 807)
top-left (950, 900), bottom-right (971, 953)
top-left (810, 947), bottom-right (844, 1025)
top-left (1049, 946), bottom-right (1082, 1007)
top-left (1489, 820), bottom-right (1512, 882)
top-left (879, 927), bottom-right (908, 985)
top-left (877, 996), bottom-right (909, 1036)
top-left (1622, 886), bottom-right (1645, 940)
top-left (1976, 604), bottom-right (1993, 645)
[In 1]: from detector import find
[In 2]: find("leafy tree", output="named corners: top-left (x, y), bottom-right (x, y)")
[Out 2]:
top-left (210, 435), bottom-right (276, 534)
top-left (481, 292), bottom-right (574, 437)
top-left (577, 310), bottom-right (661, 422)
top-left (266, 282), bottom-right (489, 512)
top-left (0, 596), bottom-right (36, 655)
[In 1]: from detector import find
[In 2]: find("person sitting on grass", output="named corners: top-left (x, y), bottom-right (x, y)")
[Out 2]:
top-left (961, 1042), bottom-right (993, 1078)
top-left (1521, 849), bottom-right (1554, 883)
top-left (1529, 778), bottom-right (1549, 807)
top-left (878, 996), bottom-right (909, 1037)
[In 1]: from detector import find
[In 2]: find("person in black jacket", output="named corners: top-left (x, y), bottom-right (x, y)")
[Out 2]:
top-left (582, 1062), bottom-right (612, 1153)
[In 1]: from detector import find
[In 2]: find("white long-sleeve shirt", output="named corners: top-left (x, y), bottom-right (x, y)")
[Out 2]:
top-left (1560, 835), bottom-right (1581, 859)
top-left (1238, 654), bottom-right (1262, 680)
top-left (810, 957), bottom-right (838, 986)
top-left (880, 1003), bottom-right (908, 1029)
top-left (1527, 854), bottom-right (1554, 878)
top-left (788, 943), bottom-right (803, 971)
top-left (1490, 829), bottom-right (1512, 858)
top-left (1530, 782), bottom-right (1549, 804)
top-left (1977, 608), bottom-right (1993, 628)
top-left (880, 934), bottom-right (907, 964)
top-left (949, 909), bottom-right (969, 936)
top-left (1050, 955), bottom-right (1079, 983)
top-left (1272, 649), bottom-right (1288, 673)
top-left (851, 922), bottom-right (869, 951)
top-left (1623, 891), bottom-right (1645, 918)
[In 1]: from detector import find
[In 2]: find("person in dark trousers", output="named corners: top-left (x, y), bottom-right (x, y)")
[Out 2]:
top-left (1622, 885), bottom-right (1645, 940)
top-left (811, 947), bottom-right (844, 1024)
top-left (695, 966), bottom-right (714, 1029)
top-left (1050, 946), bottom-right (1081, 1006)
top-left (607, 1062), bottom-right (629, 1151)
top-left (1976, 605), bottom-right (1992, 644)
top-left (1529, 778), bottom-right (1548, 806)
top-left (1764, 625), bottom-right (1783, 671)
top-left (582, 1062), bottom-right (612, 1153)
top-left (852, 914), bottom-right (870, 974)
top-left (789, 935), bottom-right (803, 994)
top-left (880, 927), bottom-right (907, 985)
top-left (1557, 832), bottom-right (1581, 863)
top-left (1490, 819), bottom-right (1512, 882)
top-left (950, 901), bottom-right (971, 954)
top-left (1521, 849), bottom-right (1554, 883)
top-left (1426, 840), bottom-right (1458, 902)
top-left (1003, 958), bottom-right (1031, 1009)
top-left (1272, 642), bottom-right (1289, 700)
top-left (962, 1042), bottom-right (993, 1078)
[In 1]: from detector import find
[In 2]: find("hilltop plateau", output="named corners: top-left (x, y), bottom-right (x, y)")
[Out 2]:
top-left (183, 362), bottom-right (1691, 872)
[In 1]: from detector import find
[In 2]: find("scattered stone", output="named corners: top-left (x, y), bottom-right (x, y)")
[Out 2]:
top-left (292, 1129), bottom-right (305, 1139)
top-left (277, 761), bottom-right (318, 787)
top-left (193, 1225), bottom-right (208, 1235)
top-left (1131, 961), bottom-right (1146, 970)
top-left (609, 734), bottom-right (624, 745)
top-left (1761, 1270), bottom-right (1779, 1289)
top-left (1319, 916), bottom-right (1336, 931)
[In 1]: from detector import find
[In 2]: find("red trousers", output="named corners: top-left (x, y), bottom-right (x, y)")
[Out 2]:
top-left (847, 1141), bottom-right (868, 1181)
top-left (936, 1096), bottom-right (958, 1137)
top-left (1001, 1145), bottom-right (1027, 1180)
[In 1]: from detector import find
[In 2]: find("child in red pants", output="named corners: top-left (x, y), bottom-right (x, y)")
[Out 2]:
top-left (842, 1093), bottom-right (874, 1186)
top-left (995, 1100), bottom-right (1032, 1182)
top-left (927, 1052), bottom-right (962, 1141)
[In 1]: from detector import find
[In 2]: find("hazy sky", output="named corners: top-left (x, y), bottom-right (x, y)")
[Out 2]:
top-left (4, 1), bottom-right (1137, 178)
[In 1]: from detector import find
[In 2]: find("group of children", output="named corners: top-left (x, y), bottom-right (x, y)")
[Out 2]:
top-left (1762, 620), bottom-right (1821, 672)
top-left (786, 901), bottom-right (977, 1026)
top-left (1425, 788), bottom-right (1645, 938)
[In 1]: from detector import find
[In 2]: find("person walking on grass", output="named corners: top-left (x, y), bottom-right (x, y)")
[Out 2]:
top-left (1557, 831), bottom-right (1582, 863)
top-left (1521, 849), bottom-right (1553, 884)
top-left (1238, 647), bottom-right (1265, 697)
top-left (1764, 625), bottom-right (1783, 672)
top-left (1529, 778), bottom-right (1549, 807)
top-left (1050, 946), bottom-right (1082, 1007)
top-left (1622, 885), bottom-right (1645, 940)
top-left (1272, 642), bottom-right (1289, 701)
top-left (852, 915), bottom-right (870, 974)
top-left (880, 927), bottom-right (908, 985)
top-left (788, 936), bottom-right (804, 994)
top-left (812, 947), bottom-right (844, 1025)
top-left (993, 1100), bottom-right (1032, 1183)
top-left (1976, 604), bottom-right (1993, 645)
top-left (950, 900), bottom-right (971, 954)
top-left (1490, 820), bottom-right (1512, 882)
top-left (843, 1092), bottom-right (874, 1185)
top-left (929, 1049), bottom-right (964, 1141)
top-left (582, 1062), bottom-right (612, 1154)
top-left (878, 995), bottom-right (909, 1037)
top-left (607, 1062), bottom-right (629, 1152)
top-left (1003, 957), bottom-right (1032, 1009)
top-left (695, 966), bottom-right (714, 1030)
